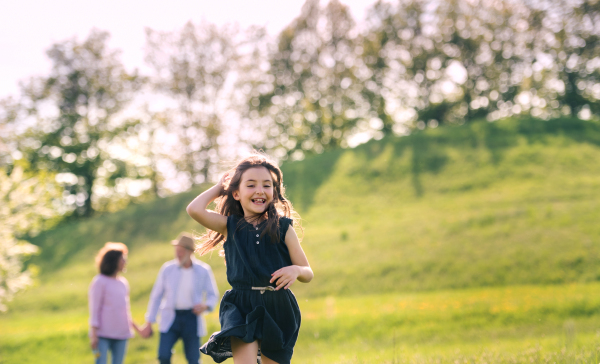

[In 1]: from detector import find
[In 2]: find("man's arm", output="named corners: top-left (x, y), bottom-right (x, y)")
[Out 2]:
top-left (192, 264), bottom-right (220, 315)
top-left (145, 265), bottom-right (167, 325)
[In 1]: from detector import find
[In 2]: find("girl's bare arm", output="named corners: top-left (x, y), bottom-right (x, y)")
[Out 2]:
top-left (284, 227), bottom-right (313, 283)
top-left (270, 227), bottom-right (313, 290)
top-left (186, 182), bottom-right (228, 236)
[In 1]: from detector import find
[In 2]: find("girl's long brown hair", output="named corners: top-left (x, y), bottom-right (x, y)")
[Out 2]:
top-left (196, 153), bottom-right (302, 256)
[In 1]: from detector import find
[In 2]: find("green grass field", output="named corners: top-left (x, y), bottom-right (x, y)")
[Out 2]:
top-left (3, 284), bottom-right (600, 363)
top-left (2, 116), bottom-right (600, 363)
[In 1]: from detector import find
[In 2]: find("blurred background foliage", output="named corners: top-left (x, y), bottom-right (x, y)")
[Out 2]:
top-left (1, 0), bottom-right (600, 309)
top-left (2, 0), bottom-right (599, 218)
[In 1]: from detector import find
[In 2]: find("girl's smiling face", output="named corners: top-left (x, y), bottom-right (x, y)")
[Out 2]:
top-left (233, 166), bottom-right (274, 217)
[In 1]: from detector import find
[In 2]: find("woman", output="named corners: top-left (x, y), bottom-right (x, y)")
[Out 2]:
top-left (88, 242), bottom-right (141, 364)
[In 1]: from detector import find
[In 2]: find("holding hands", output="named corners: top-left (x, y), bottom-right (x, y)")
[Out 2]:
top-left (134, 322), bottom-right (153, 339)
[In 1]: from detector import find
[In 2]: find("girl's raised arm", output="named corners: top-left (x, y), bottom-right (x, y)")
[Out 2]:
top-left (186, 176), bottom-right (228, 236)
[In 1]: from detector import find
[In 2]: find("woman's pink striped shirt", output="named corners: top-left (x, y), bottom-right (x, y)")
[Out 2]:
top-left (88, 274), bottom-right (134, 340)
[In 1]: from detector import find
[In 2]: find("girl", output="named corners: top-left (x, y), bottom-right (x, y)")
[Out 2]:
top-left (187, 153), bottom-right (313, 364)
top-left (88, 242), bottom-right (142, 364)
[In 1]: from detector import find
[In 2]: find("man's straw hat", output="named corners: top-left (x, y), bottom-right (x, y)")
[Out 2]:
top-left (171, 232), bottom-right (195, 251)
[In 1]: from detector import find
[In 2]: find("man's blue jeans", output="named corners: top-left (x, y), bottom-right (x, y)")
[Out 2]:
top-left (96, 337), bottom-right (128, 364)
top-left (158, 310), bottom-right (200, 364)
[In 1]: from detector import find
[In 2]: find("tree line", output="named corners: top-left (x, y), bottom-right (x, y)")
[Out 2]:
top-left (1, 0), bottom-right (599, 219)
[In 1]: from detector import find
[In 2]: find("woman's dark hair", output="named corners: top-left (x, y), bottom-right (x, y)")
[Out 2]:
top-left (196, 152), bottom-right (302, 256)
top-left (95, 242), bottom-right (128, 276)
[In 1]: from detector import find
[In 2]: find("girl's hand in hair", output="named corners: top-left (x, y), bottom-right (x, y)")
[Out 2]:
top-left (218, 172), bottom-right (230, 196)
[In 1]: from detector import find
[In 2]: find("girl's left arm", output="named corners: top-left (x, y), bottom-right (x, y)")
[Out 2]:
top-left (270, 226), bottom-right (314, 290)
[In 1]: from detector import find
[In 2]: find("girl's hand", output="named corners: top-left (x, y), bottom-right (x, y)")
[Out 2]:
top-left (218, 172), bottom-right (230, 196)
top-left (270, 266), bottom-right (300, 290)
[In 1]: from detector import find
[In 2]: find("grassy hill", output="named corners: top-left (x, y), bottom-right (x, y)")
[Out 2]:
top-left (3, 116), bottom-right (600, 363)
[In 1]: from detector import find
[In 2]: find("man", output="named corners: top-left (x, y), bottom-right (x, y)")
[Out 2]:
top-left (142, 232), bottom-right (219, 364)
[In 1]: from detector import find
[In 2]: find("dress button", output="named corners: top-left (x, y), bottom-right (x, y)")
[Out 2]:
top-left (256, 241), bottom-right (259, 244)
top-left (255, 227), bottom-right (258, 230)
top-left (256, 234), bottom-right (259, 237)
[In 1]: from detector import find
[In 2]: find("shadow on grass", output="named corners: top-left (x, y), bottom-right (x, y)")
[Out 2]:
top-left (280, 149), bottom-right (343, 212)
top-left (382, 117), bottom-right (600, 197)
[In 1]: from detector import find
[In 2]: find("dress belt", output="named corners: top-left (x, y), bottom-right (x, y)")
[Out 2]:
top-left (252, 286), bottom-right (276, 294)
top-left (232, 286), bottom-right (277, 294)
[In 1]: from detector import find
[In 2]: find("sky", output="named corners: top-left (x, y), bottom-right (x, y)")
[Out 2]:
top-left (0, 0), bottom-right (378, 99)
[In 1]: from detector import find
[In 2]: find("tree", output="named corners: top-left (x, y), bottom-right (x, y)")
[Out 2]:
top-left (535, 0), bottom-right (600, 118)
top-left (361, 0), bottom-right (600, 130)
top-left (0, 165), bottom-right (61, 311)
top-left (248, 0), bottom-right (368, 160)
top-left (0, 97), bottom-right (21, 169)
top-left (361, 0), bottom-right (516, 129)
top-left (145, 21), bottom-right (239, 185)
top-left (17, 29), bottom-right (143, 217)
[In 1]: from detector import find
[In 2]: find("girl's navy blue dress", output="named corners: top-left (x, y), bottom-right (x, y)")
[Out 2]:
top-left (200, 215), bottom-right (301, 364)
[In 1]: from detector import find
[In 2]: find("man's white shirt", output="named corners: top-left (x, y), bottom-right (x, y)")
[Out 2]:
top-left (145, 258), bottom-right (219, 337)
top-left (175, 266), bottom-right (194, 309)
